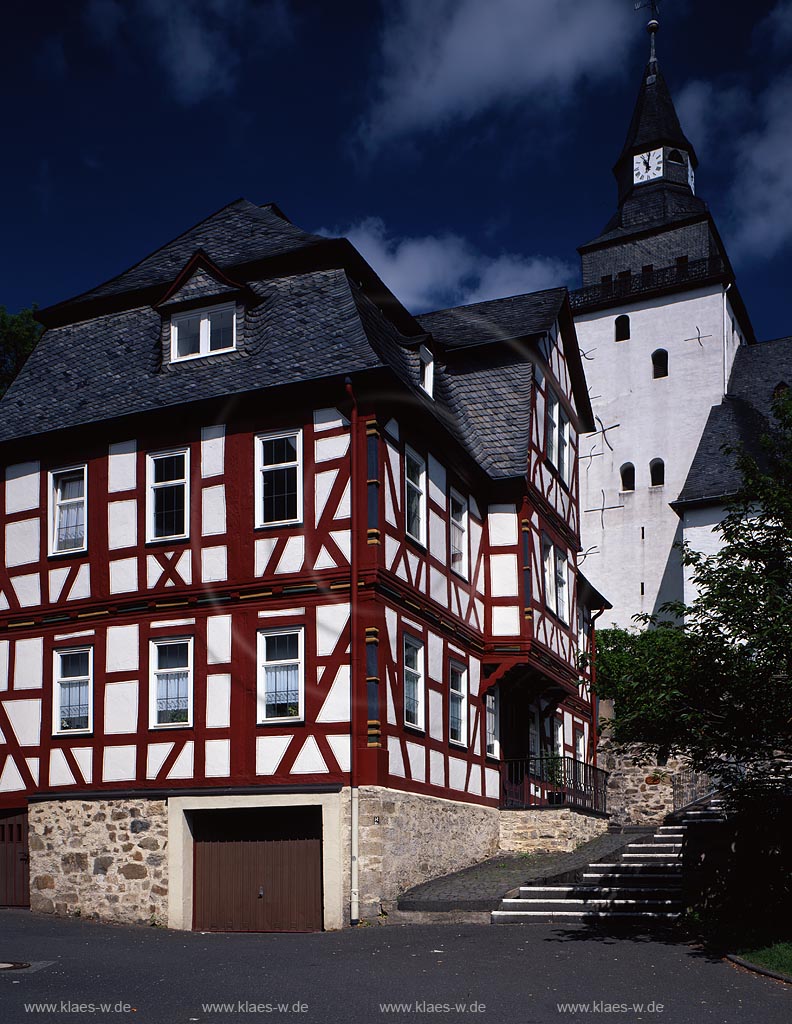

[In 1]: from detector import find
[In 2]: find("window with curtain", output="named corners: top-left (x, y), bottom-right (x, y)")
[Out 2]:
top-left (51, 466), bottom-right (87, 553)
top-left (258, 628), bottom-right (303, 722)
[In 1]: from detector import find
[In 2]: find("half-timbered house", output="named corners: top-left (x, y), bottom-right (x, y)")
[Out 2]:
top-left (0, 200), bottom-right (607, 929)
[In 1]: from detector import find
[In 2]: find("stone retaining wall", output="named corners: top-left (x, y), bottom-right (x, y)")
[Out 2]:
top-left (499, 808), bottom-right (608, 853)
top-left (28, 799), bottom-right (168, 926)
top-left (354, 787), bottom-right (500, 919)
top-left (598, 739), bottom-right (689, 826)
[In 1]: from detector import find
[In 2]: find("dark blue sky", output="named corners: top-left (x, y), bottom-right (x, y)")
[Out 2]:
top-left (2, 1), bottom-right (791, 340)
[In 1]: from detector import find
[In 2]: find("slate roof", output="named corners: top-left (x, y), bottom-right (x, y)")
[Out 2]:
top-left (580, 185), bottom-right (709, 250)
top-left (674, 336), bottom-right (792, 508)
top-left (416, 288), bottom-right (567, 348)
top-left (617, 59), bottom-right (697, 167)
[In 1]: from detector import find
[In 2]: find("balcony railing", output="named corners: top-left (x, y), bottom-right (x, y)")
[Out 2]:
top-left (500, 755), bottom-right (608, 814)
top-left (570, 256), bottom-right (726, 312)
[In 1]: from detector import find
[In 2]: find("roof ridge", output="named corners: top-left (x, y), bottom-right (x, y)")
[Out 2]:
top-left (420, 285), bottom-right (567, 319)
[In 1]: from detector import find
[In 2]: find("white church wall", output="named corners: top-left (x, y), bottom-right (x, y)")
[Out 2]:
top-left (680, 505), bottom-right (726, 606)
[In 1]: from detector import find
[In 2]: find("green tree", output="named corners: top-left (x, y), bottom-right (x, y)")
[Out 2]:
top-left (594, 391), bottom-right (792, 796)
top-left (0, 305), bottom-right (42, 397)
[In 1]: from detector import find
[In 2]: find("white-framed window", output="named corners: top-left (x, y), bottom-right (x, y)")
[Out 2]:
top-left (49, 464), bottom-right (87, 554)
top-left (255, 430), bottom-right (303, 527)
top-left (53, 647), bottom-right (92, 734)
top-left (405, 446), bottom-right (426, 545)
top-left (449, 488), bottom-right (468, 578)
top-left (170, 303), bottom-right (236, 361)
top-left (403, 635), bottom-right (425, 730)
top-left (485, 690), bottom-right (499, 757)
top-left (257, 627), bottom-right (304, 723)
top-left (543, 536), bottom-right (569, 623)
top-left (449, 661), bottom-right (467, 746)
top-left (546, 387), bottom-right (571, 484)
top-left (146, 449), bottom-right (189, 542)
top-left (150, 637), bottom-right (193, 728)
top-left (419, 344), bottom-right (434, 397)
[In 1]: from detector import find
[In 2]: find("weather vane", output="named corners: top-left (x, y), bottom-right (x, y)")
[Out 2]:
top-left (634, 0), bottom-right (661, 62)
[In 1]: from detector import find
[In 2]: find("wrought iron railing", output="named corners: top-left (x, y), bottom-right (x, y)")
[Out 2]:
top-left (570, 256), bottom-right (726, 311)
top-left (672, 769), bottom-right (716, 812)
top-left (500, 755), bottom-right (608, 814)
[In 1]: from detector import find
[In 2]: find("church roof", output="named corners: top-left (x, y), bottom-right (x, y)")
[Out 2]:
top-left (617, 59), bottom-right (698, 168)
top-left (417, 288), bottom-right (567, 348)
top-left (673, 337), bottom-right (792, 509)
top-left (579, 186), bottom-right (709, 251)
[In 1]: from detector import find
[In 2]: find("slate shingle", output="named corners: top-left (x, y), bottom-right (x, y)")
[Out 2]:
top-left (416, 288), bottom-right (567, 348)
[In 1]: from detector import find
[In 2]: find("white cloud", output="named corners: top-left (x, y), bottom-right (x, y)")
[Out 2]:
top-left (359, 0), bottom-right (634, 148)
top-left (328, 217), bottom-right (573, 312)
top-left (755, 0), bottom-right (792, 52)
top-left (83, 0), bottom-right (292, 106)
top-left (675, 79), bottom-right (751, 158)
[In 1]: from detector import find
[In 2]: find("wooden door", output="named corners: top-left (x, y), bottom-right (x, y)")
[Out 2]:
top-left (0, 808), bottom-right (29, 907)
top-left (192, 807), bottom-right (323, 932)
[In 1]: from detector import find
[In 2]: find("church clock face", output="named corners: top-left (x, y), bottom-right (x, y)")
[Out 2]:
top-left (633, 148), bottom-right (663, 183)
top-left (687, 160), bottom-right (696, 193)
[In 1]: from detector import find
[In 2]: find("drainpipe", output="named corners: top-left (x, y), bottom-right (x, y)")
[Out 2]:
top-left (345, 377), bottom-right (360, 926)
top-left (722, 282), bottom-right (732, 396)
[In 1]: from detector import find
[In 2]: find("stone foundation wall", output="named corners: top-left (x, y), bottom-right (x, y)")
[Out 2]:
top-left (28, 798), bottom-right (169, 926)
top-left (499, 808), bottom-right (608, 853)
top-left (598, 739), bottom-right (689, 826)
top-left (354, 787), bottom-right (500, 919)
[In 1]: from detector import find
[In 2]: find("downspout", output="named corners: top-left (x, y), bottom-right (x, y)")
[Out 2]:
top-left (589, 606), bottom-right (606, 767)
top-left (722, 282), bottom-right (732, 397)
top-left (345, 376), bottom-right (360, 927)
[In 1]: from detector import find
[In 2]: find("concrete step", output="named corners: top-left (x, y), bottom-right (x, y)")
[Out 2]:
top-left (518, 886), bottom-right (681, 898)
top-left (582, 872), bottom-right (682, 884)
top-left (501, 898), bottom-right (682, 910)
top-left (492, 909), bottom-right (682, 922)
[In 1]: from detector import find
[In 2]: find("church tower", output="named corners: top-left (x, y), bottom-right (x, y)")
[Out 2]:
top-left (570, 13), bottom-right (755, 627)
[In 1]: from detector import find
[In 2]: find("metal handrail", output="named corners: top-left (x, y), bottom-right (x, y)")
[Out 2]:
top-left (500, 755), bottom-right (608, 814)
top-left (672, 769), bottom-right (716, 812)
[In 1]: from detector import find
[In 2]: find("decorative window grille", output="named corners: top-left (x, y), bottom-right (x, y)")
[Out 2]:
top-left (55, 648), bottom-right (92, 733)
top-left (152, 639), bottom-right (192, 726)
top-left (258, 628), bottom-right (303, 722)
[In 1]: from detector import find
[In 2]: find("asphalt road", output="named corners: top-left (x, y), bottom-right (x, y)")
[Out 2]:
top-left (1, 909), bottom-right (789, 1024)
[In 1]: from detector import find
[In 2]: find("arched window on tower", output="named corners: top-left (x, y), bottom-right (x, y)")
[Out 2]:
top-left (652, 349), bottom-right (668, 378)
top-left (650, 459), bottom-right (665, 486)
top-left (620, 463), bottom-right (635, 491)
top-left (615, 315), bottom-right (630, 342)
top-left (773, 381), bottom-right (789, 401)
top-left (668, 149), bottom-right (684, 164)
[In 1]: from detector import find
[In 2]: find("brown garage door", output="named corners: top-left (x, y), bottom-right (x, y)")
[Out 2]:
top-left (192, 806), bottom-right (323, 932)
top-left (0, 808), bottom-right (29, 907)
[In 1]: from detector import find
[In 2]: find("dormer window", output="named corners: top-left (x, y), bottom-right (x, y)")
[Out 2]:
top-left (171, 303), bottom-right (236, 361)
top-left (419, 344), bottom-right (434, 397)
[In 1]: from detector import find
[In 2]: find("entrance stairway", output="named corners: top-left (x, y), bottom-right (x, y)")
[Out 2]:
top-left (491, 795), bottom-right (726, 924)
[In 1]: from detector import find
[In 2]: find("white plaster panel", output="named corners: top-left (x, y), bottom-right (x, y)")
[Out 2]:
top-left (25, 757), bottom-right (39, 785)
top-left (449, 756), bottom-right (467, 792)
top-left (108, 500), bottom-right (137, 550)
top-left (5, 462), bottom-right (40, 513)
top-left (3, 698), bottom-right (41, 745)
top-left (274, 536), bottom-right (304, 575)
top-left (316, 666), bottom-right (351, 723)
top-left (0, 756), bottom-right (25, 792)
top-left (257, 607), bottom-right (305, 619)
top-left (255, 537), bottom-right (278, 576)
top-left (71, 747), bottom-right (92, 783)
top-left (102, 744), bottom-right (137, 782)
top-left (334, 480), bottom-right (351, 520)
top-left (0, 590), bottom-right (7, 611)
top-left (107, 441), bottom-right (136, 492)
top-left (490, 553), bottom-right (519, 597)
top-left (428, 688), bottom-right (443, 741)
top-left (430, 567), bottom-right (448, 606)
top-left (11, 574), bottom-right (40, 607)
top-left (5, 519), bottom-right (40, 567)
top-left (13, 638), bottom-right (43, 690)
top-left (427, 631), bottom-right (443, 682)
top-left (207, 615), bottom-right (232, 665)
top-left (206, 673), bottom-right (231, 728)
top-left (385, 606), bottom-right (398, 661)
top-left (200, 425), bottom-right (225, 478)
top-left (329, 530), bottom-right (350, 563)
top-left (427, 455), bottom-right (447, 509)
top-left (485, 767), bottom-right (500, 799)
top-left (204, 738), bottom-right (230, 777)
top-left (175, 551), bottom-right (192, 585)
top-left (316, 603), bottom-right (349, 657)
top-left (67, 564), bottom-right (90, 601)
top-left (146, 742), bottom-right (173, 780)
top-left (256, 735), bottom-right (292, 775)
top-left (429, 749), bottom-right (445, 788)
top-left (201, 485), bottom-right (226, 536)
top-left (488, 505), bottom-right (518, 546)
top-left (313, 546), bottom-right (337, 571)
top-left (314, 434), bottom-right (350, 462)
top-left (0, 641), bottom-right (8, 691)
top-left (167, 741), bottom-right (194, 780)
top-left (492, 605), bottom-right (521, 636)
top-left (106, 625), bottom-right (139, 673)
top-left (467, 766), bottom-right (482, 796)
top-left (313, 408), bottom-right (348, 432)
top-left (429, 510), bottom-right (446, 564)
top-left (469, 657), bottom-right (481, 697)
top-left (387, 735), bottom-right (405, 778)
top-left (147, 556), bottom-right (164, 588)
top-left (109, 557), bottom-right (138, 594)
top-left (201, 545), bottom-right (227, 583)
top-left (405, 741), bottom-right (426, 783)
top-left (326, 734), bottom-right (350, 773)
top-left (49, 566), bottom-right (70, 603)
top-left (291, 735), bottom-right (329, 774)
top-left (104, 680), bottom-right (139, 735)
top-left (314, 470), bottom-right (338, 525)
top-left (49, 748), bottom-right (76, 787)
